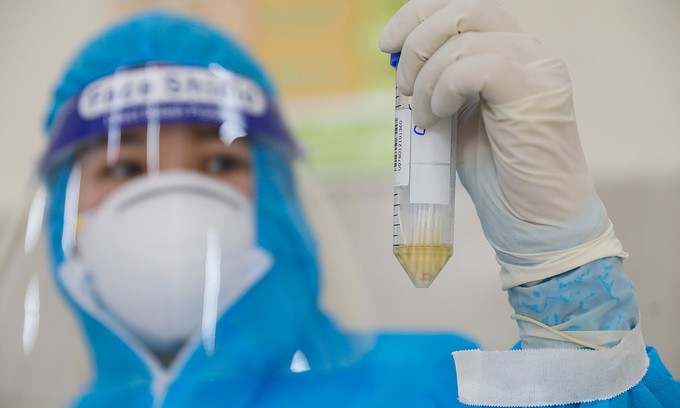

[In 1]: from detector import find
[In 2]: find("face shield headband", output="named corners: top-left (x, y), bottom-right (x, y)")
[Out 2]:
top-left (41, 63), bottom-right (301, 175)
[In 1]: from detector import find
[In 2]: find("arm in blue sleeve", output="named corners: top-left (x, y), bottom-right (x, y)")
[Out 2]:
top-left (507, 256), bottom-right (639, 349)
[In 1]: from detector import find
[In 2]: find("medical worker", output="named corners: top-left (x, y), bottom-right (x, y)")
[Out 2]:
top-left (32, 7), bottom-right (473, 408)
top-left (6, 0), bottom-right (678, 407)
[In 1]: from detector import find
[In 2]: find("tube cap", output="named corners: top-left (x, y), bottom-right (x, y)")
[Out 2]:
top-left (390, 52), bottom-right (401, 68)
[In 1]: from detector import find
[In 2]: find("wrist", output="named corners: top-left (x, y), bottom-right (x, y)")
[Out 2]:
top-left (495, 219), bottom-right (627, 289)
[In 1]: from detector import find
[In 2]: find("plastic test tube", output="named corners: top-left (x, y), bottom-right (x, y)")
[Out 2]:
top-left (391, 53), bottom-right (457, 288)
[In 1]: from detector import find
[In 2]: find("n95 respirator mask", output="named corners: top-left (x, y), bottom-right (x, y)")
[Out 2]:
top-left (73, 171), bottom-right (272, 354)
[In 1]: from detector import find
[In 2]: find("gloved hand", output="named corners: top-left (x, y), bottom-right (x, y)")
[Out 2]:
top-left (380, 0), bottom-right (638, 350)
top-left (379, 0), bottom-right (627, 290)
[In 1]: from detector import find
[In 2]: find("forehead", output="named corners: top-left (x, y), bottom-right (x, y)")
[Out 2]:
top-left (79, 123), bottom-right (249, 151)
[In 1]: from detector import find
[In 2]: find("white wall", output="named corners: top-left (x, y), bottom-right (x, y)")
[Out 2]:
top-left (0, 0), bottom-right (110, 214)
top-left (1, 0), bottom-right (678, 385)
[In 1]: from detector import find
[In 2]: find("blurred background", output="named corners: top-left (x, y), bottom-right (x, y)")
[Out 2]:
top-left (1, 0), bottom-right (678, 382)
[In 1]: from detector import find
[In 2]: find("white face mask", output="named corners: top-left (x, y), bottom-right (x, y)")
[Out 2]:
top-left (75, 171), bottom-right (272, 354)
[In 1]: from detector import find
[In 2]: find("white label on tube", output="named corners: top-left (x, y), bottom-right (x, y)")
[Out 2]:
top-left (393, 109), bottom-right (411, 187)
top-left (410, 118), bottom-right (452, 204)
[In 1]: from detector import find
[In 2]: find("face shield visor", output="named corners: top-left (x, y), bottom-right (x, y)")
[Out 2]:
top-left (0, 63), bottom-right (375, 407)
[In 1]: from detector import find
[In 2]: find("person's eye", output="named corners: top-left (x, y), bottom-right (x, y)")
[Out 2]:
top-left (205, 155), bottom-right (250, 174)
top-left (104, 161), bottom-right (145, 179)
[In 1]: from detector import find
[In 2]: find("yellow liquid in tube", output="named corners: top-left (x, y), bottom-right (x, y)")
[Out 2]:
top-left (393, 244), bottom-right (453, 288)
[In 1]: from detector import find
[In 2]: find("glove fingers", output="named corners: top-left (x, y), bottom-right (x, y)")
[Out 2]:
top-left (411, 32), bottom-right (549, 127)
top-left (379, 0), bottom-right (452, 53)
top-left (429, 53), bottom-right (526, 122)
top-left (393, 0), bottom-right (522, 96)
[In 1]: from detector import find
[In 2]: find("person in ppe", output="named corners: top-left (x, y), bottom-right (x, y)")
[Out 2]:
top-left (379, 0), bottom-right (679, 406)
top-left (0, 9), bottom-right (482, 408)
top-left (0, 4), bottom-right (677, 408)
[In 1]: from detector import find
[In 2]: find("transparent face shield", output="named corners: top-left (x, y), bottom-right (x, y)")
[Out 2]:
top-left (0, 64), bottom-right (374, 407)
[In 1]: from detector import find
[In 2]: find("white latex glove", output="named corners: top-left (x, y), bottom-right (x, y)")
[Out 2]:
top-left (379, 0), bottom-right (627, 289)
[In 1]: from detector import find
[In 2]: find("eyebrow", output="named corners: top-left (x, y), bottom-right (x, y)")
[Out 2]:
top-left (195, 131), bottom-right (221, 142)
top-left (81, 129), bottom-right (146, 150)
top-left (194, 128), bottom-right (251, 148)
top-left (115, 129), bottom-right (148, 145)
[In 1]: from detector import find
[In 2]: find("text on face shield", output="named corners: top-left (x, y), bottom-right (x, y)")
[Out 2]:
top-left (78, 66), bottom-right (268, 120)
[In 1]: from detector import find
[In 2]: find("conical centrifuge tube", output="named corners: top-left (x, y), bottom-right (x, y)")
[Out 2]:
top-left (390, 52), bottom-right (457, 288)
